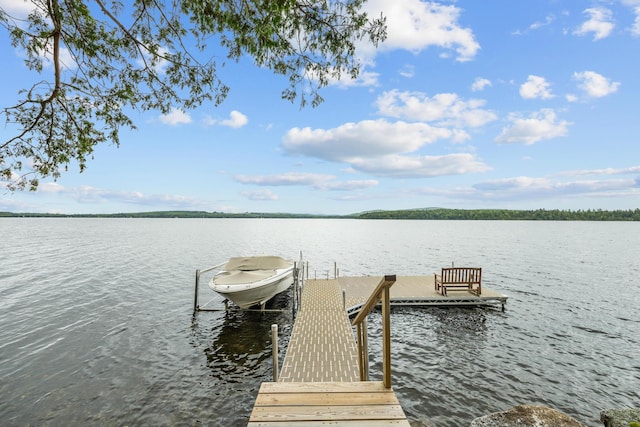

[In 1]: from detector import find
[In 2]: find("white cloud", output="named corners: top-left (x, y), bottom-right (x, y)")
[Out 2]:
top-left (159, 109), bottom-right (192, 125)
top-left (35, 183), bottom-right (198, 207)
top-left (0, 0), bottom-right (36, 18)
top-left (363, 0), bottom-right (480, 62)
top-left (471, 77), bottom-right (492, 92)
top-left (317, 180), bottom-right (379, 191)
top-left (557, 165), bottom-right (640, 177)
top-left (283, 119), bottom-right (453, 162)
top-left (220, 110), bottom-right (248, 128)
top-left (235, 172), bottom-right (335, 187)
top-left (328, 69), bottom-right (381, 88)
top-left (495, 109), bottom-right (571, 145)
top-left (241, 189), bottom-right (279, 201)
top-left (234, 172), bottom-right (378, 191)
top-left (565, 93), bottom-right (579, 103)
top-left (375, 90), bottom-right (497, 128)
top-left (472, 176), bottom-right (636, 200)
top-left (399, 65), bottom-right (415, 78)
top-left (623, 1), bottom-right (640, 35)
top-left (410, 171), bottom-right (639, 204)
top-left (631, 6), bottom-right (640, 36)
top-left (204, 110), bottom-right (249, 128)
top-left (573, 71), bottom-right (620, 98)
top-left (574, 7), bottom-right (615, 40)
top-left (529, 14), bottom-right (556, 31)
top-left (349, 153), bottom-right (491, 178)
top-left (520, 75), bottom-right (554, 100)
top-left (281, 119), bottom-right (490, 179)
top-left (513, 14), bottom-right (557, 35)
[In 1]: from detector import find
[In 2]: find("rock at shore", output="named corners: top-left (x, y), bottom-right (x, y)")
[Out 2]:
top-left (600, 408), bottom-right (640, 427)
top-left (469, 404), bottom-right (586, 427)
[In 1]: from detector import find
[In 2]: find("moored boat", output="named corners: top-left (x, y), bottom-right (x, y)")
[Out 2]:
top-left (208, 256), bottom-right (294, 308)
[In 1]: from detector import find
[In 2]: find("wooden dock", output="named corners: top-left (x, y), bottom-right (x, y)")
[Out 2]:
top-left (339, 275), bottom-right (507, 315)
top-left (247, 273), bottom-right (507, 425)
top-left (249, 381), bottom-right (410, 426)
top-left (248, 277), bottom-right (411, 426)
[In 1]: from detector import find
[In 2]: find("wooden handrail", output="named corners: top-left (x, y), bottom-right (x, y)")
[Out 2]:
top-left (352, 275), bottom-right (396, 388)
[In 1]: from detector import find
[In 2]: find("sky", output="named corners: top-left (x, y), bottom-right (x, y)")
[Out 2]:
top-left (1, 0), bottom-right (639, 215)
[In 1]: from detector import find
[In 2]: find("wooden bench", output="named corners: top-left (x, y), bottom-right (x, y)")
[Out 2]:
top-left (434, 267), bottom-right (482, 296)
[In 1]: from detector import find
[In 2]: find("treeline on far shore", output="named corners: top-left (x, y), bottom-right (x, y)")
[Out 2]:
top-left (356, 208), bottom-right (640, 221)
top-left (1, 208), bottom-right (639, 221)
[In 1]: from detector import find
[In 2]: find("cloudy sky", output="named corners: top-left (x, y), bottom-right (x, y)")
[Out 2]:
top-left (1, 0), bottom-right (639, 214)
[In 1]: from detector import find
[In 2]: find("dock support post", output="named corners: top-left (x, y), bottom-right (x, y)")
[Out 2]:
top-left (382, 284), bottom-right (391, 389)
top-left (193, 269), bottom-right (200, 315)
top-left (362, 318), bottom-right (369, 380)
top-left (271, 324), bottom-right (279, 382)
top-left (342, 289), bottom-right (346, 311)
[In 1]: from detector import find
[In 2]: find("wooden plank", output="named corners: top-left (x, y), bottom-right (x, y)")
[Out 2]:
top-left (258, 381), bottom-right (392, 394)
top-left (254, 391), bottom-right (400, 406)
top-left (249, 404), bottom-right (407, 422)
top-left (248, 420), bottom-right (412, 426)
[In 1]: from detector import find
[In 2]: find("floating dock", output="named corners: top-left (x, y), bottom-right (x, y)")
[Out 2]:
top-left (339, 275), bottom-right (508, 314)
top-left (246, 272), bottom-right (508, 425)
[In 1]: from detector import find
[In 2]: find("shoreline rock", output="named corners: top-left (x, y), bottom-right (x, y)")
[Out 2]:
top-left (469, 404), bottom-right (587, 427)
top-left (600, 408), bottom-right (640, 427)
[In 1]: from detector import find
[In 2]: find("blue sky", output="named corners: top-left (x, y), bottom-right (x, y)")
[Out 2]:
top-left (1, 0), bottom-right (639, 215)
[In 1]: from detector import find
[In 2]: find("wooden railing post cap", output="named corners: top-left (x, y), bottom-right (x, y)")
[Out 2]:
top-left (384, 274), bottom-right (396, 281)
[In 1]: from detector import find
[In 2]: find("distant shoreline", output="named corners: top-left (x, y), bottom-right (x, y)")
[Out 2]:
top-left (1, 208), bottom-right (639, 221)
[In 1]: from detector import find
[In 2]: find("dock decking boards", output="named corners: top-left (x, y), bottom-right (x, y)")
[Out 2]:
top-left (248, 381), bottom-right (411, 426)
top-left (247, 275), bottom-right (507, 425)
top-left (278, 279), bottom-right (360, 383)
top-left (338, 275), bottom-right (507, 314)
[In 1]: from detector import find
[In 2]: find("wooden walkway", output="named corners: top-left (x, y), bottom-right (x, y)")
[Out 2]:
top-left (339, 275), bottom-right (507, 315)
top-left (279, 279), bottom-right (359, 382)
top-left (247, 278), bottom-right (411, 426)
top-left (249, 381), bottom-right (409, 426)
top-left (247, 274), bottom-right (507, 425)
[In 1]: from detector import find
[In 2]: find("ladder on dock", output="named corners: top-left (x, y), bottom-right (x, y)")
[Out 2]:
top-left (248, 276), bottom-right (410, 426)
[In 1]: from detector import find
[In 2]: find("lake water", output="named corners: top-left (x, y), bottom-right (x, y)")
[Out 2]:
top-left (1, 218), bottom-right (638, 426)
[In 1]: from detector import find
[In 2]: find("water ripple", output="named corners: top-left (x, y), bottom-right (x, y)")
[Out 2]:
top-left (1, 219), bottom-right (639, 426)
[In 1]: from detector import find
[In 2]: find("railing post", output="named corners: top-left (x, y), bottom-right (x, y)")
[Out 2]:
top-left (362, 317), bottom-right (369, 381)
top-left (382, 284), bottom-right (391, 388)
top-left (193, 269), bottom-right (200, 314)
top-left (351, 275), bottom-right (396, 387)
top-left (272, 324), bottom-right (279, 382)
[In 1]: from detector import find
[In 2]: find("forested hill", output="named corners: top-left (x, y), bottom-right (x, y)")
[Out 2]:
top-left (356, 208), bottom-right (640, 221)
top-left (1, 208), bottom-right (639, 220)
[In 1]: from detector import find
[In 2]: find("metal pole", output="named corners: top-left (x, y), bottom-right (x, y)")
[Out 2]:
top-left (342, 289), bottom-right (346, 311)
top-left (271, 324), bottom-right (279, 382)
top-left (193, 269), bottom-right (200, 314)
top-left (292, 264), bottom-right (297, 318)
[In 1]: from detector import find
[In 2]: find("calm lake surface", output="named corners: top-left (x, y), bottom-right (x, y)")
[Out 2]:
top-left (1, 218), bottom-right (639, 426)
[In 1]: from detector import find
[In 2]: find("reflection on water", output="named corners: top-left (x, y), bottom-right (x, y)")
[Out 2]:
top-left (199, 293), bottom-right (293, 384)
top-left (187, 291), bottom-right (294, 425)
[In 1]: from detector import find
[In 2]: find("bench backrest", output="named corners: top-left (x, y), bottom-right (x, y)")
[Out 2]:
top-left (441, 267), bottom-right (481, 284)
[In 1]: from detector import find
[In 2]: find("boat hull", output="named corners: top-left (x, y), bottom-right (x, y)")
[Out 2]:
top-left (208, 256), bottom-right (294, 308)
